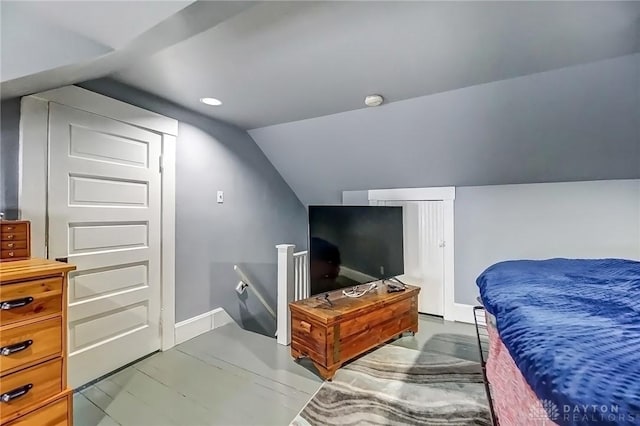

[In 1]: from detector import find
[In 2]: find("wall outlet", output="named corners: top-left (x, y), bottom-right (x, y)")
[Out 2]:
top-left (217, 191), bottom-right (224, 203)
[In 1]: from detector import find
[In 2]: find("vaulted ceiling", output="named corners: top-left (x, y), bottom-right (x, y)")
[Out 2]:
top-left (113, 1), bottom-right (640, 129)
top-left (0, 1), bottom-right (254, 98)
top-left (2, 1), bottom-right (639, 130)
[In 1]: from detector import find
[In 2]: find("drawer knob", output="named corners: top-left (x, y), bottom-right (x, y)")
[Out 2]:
top-left (7, 251), bottom-right (14, 257)
top-left (1, 384), bottom-right (33, 403)
top-left (6, 243), bottom-right (14, 248)
top-left (6, 226), bottom-right (13, 230)
top-left (1, 340), bottom-right (33, 356)
top-left (6, 234), bottom-right (13, 240)
top-left (0, 297), bottom-right (34, 310)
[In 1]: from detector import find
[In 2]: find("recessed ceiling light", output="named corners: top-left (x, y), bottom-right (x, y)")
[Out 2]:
top-left (200, 97), bottom-right (222, 106)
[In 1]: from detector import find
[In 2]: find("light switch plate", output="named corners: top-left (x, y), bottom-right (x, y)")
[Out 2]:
top-left (217, 191), bottom-right (224, 203)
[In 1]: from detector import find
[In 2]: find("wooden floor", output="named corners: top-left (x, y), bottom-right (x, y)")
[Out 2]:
top-left (74, 315), bottom-right (479, 426)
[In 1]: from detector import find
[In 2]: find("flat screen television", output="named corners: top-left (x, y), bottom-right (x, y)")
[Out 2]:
top-left (308, 206), bottom-right (404, 296)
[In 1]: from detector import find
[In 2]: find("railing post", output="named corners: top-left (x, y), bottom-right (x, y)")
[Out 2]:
top-left (276, 244), bottom-right (295, 346)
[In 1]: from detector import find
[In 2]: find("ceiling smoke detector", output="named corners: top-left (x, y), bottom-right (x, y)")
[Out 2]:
top-left (364, 94), bottom-right (384, 107)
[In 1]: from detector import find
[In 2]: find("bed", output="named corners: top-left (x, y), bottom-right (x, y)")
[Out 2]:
top-left (476, 258), bottom-right (640, 426)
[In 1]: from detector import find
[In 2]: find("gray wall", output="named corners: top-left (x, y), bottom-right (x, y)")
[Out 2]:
top-left (250, 54), bottom-right (640, 205)
top-left (71, 80), bottom-right (307, 337)
top-left (0, 98), bottom-right (20, 219)
top-left (342, 190), bottom-right (369, 206)
top-left (454, 180), bottom-right (640, 305)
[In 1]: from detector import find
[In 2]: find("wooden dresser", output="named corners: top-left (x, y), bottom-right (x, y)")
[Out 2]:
top-left (290, 283), bottom-right (420, 380)
top-left (0, 259), bottom-right (75, 426)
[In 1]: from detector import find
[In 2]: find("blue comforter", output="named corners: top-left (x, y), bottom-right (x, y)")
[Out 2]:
top-left (477, 258), bottom-right (640, 426)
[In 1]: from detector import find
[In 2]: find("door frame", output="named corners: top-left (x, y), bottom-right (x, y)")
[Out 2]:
top-left (18, 85), bottom-right (177, 350)
top-left (368, 187), bottom-right (471, 323)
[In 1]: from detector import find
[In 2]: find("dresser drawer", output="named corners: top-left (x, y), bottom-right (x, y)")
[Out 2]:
top-left (1, 241), bottom-right (28, 250)
top-left (0, 317), bottom-right (62, 375)
top-left (0, 224), bottom-right (28, 235)
top-left (0, 358), bottom-right (63, 422)
top-left (0, 233), bottom-right (27, 242)
top-left (1, 250), bottom-right (30, 260)
top-left (6, 394), bottom-right (69, 426)
top-left (0, 277), bottom-right (63, 326)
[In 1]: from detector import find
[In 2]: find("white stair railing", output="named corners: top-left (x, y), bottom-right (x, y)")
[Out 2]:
top-left (276, 244), bottom-right (309, 346)
top-left (293, 250), bottom-right (309, 300)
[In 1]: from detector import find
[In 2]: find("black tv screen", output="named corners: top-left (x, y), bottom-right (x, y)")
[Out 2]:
top-left (309, 206), bottom-right (404, 296)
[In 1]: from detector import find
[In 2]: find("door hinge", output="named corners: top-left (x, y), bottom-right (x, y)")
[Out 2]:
top-left (159, 155), bottom-right (164, 173)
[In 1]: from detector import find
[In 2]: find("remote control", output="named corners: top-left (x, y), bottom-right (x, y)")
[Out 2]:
top-left (387, 284), bottom-right (405, 293)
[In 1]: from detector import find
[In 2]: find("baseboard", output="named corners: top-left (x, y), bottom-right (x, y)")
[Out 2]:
top-left (444, 303), bottom-right (476, 324)
top-left (449, 303), bottom-right (476, 324)
top-left (174, 307), bottom-right (235, 345)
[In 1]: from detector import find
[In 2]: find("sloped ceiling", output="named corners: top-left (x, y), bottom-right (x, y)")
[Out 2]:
top-left (113, 1), bottom-right (640, 129)
top-left (0, 1), bottom-right (255, 98)
top-left (3, 1), bottom-right (639, 129)
top-left (249, 54), bottom-right (640, 204)
top-left (2, 1), bottom-right (638, 206)
top-left (0, 1), bottom-right (194, 82)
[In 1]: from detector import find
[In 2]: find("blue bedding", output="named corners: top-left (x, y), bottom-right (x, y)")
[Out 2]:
top-left (477, 258), bottom-right (640, 426)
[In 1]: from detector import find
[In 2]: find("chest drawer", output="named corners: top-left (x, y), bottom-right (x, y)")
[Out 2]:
top-left (0, 233), bottom-right (27, 242)
top-left (0, 223), bottom-right (28, 235)
top-left (0, 358), bottom-right (63, 422)
top-left (1, 241), bottom-right (28, 251)
top-left (0, 317), bottom-right (62, 375)
top-left (0, 277), bottom-right (63, 326)
top-left (5, 394), bottom-right (69, 426)
top-left (1, 250), bottom-right (30, 261)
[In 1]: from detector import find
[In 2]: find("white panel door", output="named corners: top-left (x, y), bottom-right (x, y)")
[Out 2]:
top-left (418, 201), bottom-right (445, 316)
top-left (384, 200), bottom-right (445, 316)
top-left (48, 102), bottom-right (162, 388)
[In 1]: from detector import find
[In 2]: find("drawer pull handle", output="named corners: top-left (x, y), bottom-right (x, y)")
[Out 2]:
top-left (7, 251), bottom-right (14, 257)
top-left (6, 243), bottom-right (14, 248)
top-left (1, 340), bottom-right (33, 356)
top-left (6, 226), bottom-right (13, 231)
top-left (1, 384), bottom-right (33, 403)
top-left (6, 234), bottom-right (14, 240)
top-left (0, 297), bottom-right (34, 310)
top-left (300, 321), bottom-right (312, 333)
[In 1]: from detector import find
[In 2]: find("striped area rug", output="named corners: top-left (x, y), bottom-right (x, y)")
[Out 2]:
top-left (291, 345), bottom-right (491, 426)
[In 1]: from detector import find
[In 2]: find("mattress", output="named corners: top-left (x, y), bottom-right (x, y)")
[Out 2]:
top-left (477, 258), bottom-right (640, 426)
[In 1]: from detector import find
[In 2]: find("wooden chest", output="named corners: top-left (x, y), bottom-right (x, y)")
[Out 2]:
top-left (289, 283), bottom-right (419, 380)
top-left (0, 258), bottom-right (75, 426)
top-left (0, 221), bottom-right (31, 262)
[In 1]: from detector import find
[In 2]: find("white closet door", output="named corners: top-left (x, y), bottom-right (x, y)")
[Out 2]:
top-left (48, 102), bottom-right (162, 388)
top-left (418, 201), bottom-right (445, 316)
top-left (384, 200), bottom-right (445, 316)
